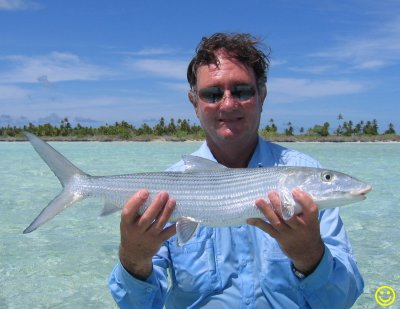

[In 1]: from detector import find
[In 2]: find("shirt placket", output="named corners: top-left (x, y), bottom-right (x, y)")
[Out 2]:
top-left (235, 225), bottom-right (255, 308)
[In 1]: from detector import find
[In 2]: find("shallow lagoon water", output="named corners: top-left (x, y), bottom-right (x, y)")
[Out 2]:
top-left (0, 141), bottom-right (399, 308)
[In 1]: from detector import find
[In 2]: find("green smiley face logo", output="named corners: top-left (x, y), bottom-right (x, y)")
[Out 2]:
top-left (375, 286), bottom-right (396, 307)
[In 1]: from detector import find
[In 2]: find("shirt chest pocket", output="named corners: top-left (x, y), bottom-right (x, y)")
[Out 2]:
top-left (169, 228), bottom-right (222, 293)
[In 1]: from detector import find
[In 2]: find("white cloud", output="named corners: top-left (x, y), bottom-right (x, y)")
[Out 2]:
top-left (352, 60), bottom-right (388, 70)
top-left (0, 52), bottom-right (112, 83)
top-left (0, 0), bottom-right (41, 10)
top-left (270, 59), bottom-right (287, 67)
top-left (160, 82), bottom-right (188, 92)
top-left (0, 85), bottom-right (31, 99)
top-left (268, 78), bottom-right (367, 103)
top-left (310, 18), bottom-right (400, 71)
top-left (120, 48), bottom-right (179, 57)
top-left (289, 65), bottom-right (336, 75)
top-left (126, 59), bottom-right (187, 80)
top-left (0, 92), bottom-right (161, 120)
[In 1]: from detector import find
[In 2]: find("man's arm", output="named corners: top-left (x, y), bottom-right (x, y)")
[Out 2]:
top-left (248, 188), bottom-right (364, 308)
top-left (109, 190), bottom-right (176, 308)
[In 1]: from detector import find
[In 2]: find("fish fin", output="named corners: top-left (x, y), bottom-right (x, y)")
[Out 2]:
top-left (279, 188), bottom-right (295, 220)
top-left (23, 190), bottom-right (84, 234)
top-left (24, 132), bottom-right (89, 185)
top-left (182, 155), bottom-right (227, 172)
top-left (23, 132), bottom-right (90, 233)
top-left (278, 188), bottom-right (302, 220)
top-left (176, 217), bottom-right (200, 246)
top-left (100, 201), bottom-right (120, 216)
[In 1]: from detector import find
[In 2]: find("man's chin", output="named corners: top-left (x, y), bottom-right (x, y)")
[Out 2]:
top-left (215, 128), bottom-right (245, 141)
top-left (218, 119), bottom-right (246, 131)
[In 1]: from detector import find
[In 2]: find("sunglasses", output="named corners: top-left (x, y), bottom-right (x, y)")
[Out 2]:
top-left (195, 84), bottom-right (256, 104)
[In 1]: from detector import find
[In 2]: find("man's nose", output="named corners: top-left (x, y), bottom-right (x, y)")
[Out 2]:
top-left (219, 92), bottom-right (238, 110)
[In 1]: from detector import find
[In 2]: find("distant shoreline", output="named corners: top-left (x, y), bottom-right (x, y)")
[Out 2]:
top-left (1, 134), bottom-right (399, 143)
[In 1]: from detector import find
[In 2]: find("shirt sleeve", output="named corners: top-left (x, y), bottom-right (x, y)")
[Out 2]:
top-left (296, 208), bottom-right (364, 308)
top-left (108, 243), bottom-right (170, 309)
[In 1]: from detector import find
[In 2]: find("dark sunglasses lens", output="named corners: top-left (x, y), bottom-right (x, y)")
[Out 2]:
top-left (198, 87), bottom-right (224, 103)
top-left (231, 85), bottom-right (256, 101)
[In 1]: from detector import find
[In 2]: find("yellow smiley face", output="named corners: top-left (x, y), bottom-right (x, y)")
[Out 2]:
top-left (375, 286), bottom-right (396, 307)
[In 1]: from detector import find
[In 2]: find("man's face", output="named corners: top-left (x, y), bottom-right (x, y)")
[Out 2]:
top-left (190, 52), bottom-right (266, 148)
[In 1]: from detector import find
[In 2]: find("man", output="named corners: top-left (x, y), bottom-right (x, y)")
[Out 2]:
top-left (109, 33), bottom-right (364, 308)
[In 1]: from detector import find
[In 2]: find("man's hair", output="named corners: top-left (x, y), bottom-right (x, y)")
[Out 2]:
top-left (187, 32), bottom-right (270, 90)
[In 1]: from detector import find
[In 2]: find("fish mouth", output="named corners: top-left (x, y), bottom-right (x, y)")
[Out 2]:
top-left (350, 184), bottom-right (372, 198)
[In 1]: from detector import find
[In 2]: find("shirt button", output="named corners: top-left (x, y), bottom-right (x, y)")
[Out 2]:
top-left (245, 298), bottom-right (251, 305)
top-left (146, 287), bottom-right (153, 293)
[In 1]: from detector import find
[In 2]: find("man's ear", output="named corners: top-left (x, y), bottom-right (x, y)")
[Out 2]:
top-left (188, 90), bottom-right (196, 107)
top-left (188, 91), bottom-right (200, 117)
top-left (259, 84), bottom-right (267, 112)
top-left (260, 84), bottom-right (267, 103)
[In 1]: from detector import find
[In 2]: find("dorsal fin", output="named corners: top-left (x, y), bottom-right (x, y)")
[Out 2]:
top-left (182, 155), bottom-right (227, 172)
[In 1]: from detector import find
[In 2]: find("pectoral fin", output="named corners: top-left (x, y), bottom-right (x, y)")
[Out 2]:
top-left (176, 217), bottom-right (200, 246)
top-left (279, 188), bottom-right (296, 220)
top-left (278, 173), bottom-right (301, 220)
top-left (278, 188), bottom-right (302, 220)
top-left (100, 201), bottom-right (120, 216)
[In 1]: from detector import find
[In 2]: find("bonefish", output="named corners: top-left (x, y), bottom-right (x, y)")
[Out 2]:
top-left (23, 132), bottom-right (371, 245)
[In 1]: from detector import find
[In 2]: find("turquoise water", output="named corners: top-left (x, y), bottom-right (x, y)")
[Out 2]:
top-left (0, 141), bottom-right (399, 308)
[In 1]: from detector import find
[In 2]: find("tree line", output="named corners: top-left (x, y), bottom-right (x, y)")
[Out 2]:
top-left (0, 117), bottom-right (205, 140)
top-left (261, 114), bottom-right (396, 137)
top-left (0, 114), bottom-right (397, 140)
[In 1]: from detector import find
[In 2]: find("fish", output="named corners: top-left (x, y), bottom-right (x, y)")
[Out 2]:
top-left (23, 132), bottom-right (372, 245)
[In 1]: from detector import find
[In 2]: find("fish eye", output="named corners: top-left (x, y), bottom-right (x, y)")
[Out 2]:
top-left (321, 171), bottom-right (334, 182)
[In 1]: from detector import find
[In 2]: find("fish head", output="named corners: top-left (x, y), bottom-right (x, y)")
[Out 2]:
top-left (283, 168), bottom-right (372, 210)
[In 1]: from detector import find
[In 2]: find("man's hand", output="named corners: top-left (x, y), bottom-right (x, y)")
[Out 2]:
top-left (247, 188), bottom-right (324, 275)
top-left (119, 190), bottom-right (176, 280)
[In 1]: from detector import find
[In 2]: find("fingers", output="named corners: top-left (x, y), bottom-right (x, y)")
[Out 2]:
top-left (292, 188), bottom-right (319, 224)
top-left (149, 196), bottom-right (177, 240)
top-left (121, 189), bottom-right (150, 225)
top-left (152, 197), bottom-right (176, 231)
top-left (161, 223), bottom-right (177, 241)
top-left (136, 192), bottom-right (169, 230)
top-left (248, 191), bottom-right (301, 236)
top-left (121, 189), bottom-right (176, 236)
top-left (247, 217), bottom-right (279, 238)
top-left (267, 190), bottom-right (318, 223)
top-left (257, 196), bottom-right (282, 227)
top-left (247, 196), bottom-right (285, 238)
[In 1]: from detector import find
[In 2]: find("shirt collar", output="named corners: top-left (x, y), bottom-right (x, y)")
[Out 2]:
top-left (194, 136), bottom-right (277, 168)
top-left (247, 136), bottom-right (276, 168)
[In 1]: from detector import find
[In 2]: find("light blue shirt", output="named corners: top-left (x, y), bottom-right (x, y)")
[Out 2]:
top-left (109, 137), bottom-right (364, 308)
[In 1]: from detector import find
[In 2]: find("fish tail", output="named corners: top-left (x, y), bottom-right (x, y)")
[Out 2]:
top-left (23, 132), bottom-right (89, 234)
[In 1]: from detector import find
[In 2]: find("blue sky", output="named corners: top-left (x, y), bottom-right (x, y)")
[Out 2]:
top-left (1, 0), bottom-right (399, 133)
